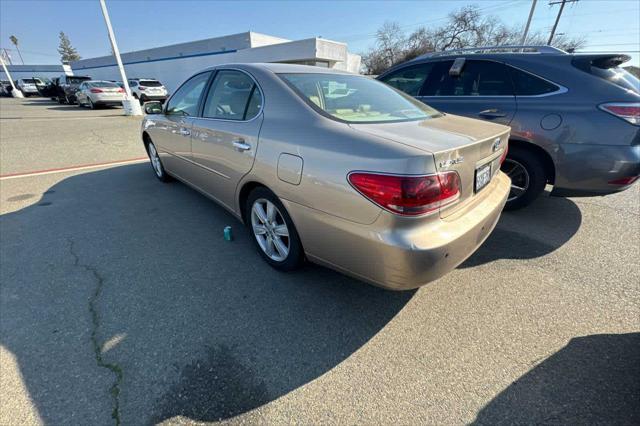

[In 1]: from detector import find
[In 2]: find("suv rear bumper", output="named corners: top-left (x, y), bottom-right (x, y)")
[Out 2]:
top-left (140, 94), bottom-right (168, 102)
top-left (551, 143), bottom-right (640, 197)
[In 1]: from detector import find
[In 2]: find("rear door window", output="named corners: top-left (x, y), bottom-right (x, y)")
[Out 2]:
top-left (379, 63), bottom-right (434, 96)
top-left (202, 70), bottom-right (257, 120)
top-left (422, 60), bottom-right (513, 96)
top-left (508, 66), bottom-right (560, 96)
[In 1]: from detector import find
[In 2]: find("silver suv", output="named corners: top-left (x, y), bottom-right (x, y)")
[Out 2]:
top-left (378, 46), bottom-right (640, 209)
top-left (127, 78), bottom-right (169, 105)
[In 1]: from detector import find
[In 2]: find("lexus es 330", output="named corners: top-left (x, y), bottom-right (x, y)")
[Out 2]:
top-left (141, 63), bottom-right (511, 290)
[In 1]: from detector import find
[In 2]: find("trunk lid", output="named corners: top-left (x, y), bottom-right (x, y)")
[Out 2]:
top-left (349, 114), bottom-right (509, 217)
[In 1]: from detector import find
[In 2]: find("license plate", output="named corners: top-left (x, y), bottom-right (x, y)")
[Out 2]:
top-left (475, 163), bottom-right (492, 193)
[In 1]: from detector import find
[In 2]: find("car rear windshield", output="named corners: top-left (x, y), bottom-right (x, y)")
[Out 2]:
top-left (572, 58), bottom-right (640, 94)
top-left (90, 81), bottom-right (119, 88)
top-left (279, 73), bottom-right (441, 123)
top-left (139, 80), bottom-right (162, 87)
top-left (69, 77), bottom-right (91, 84)
top-left (22, 79), bottom-right (37, 84)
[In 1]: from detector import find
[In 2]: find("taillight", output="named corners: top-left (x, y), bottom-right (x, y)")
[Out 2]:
top-left (608, 176), bottom-right (639, 185)
top-left (499, 140), bottom-right (509, 165)
top-left (139, 86), bottom-right (146, 91)
top-left (599, 103), bottom-right (640, 125)
top-left (348, 171), bottom-right (461, 216)
top-left (117, 88), bottom-right (124, 93)
top-left (90, 88), bottom-right (103, 93)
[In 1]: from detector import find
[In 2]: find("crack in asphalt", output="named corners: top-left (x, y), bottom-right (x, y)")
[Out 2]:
top-left (68, 238), bottom-right (123, 425)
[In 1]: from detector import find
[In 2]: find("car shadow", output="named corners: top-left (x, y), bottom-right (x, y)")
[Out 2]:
top-left (460, 192), bottom-right (582, 268)
top-left (472, 333), bottom-right (640, 424)
top-left (0, 163), bottom-right (414, 424)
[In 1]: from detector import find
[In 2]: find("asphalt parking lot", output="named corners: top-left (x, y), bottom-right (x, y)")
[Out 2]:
top-left (1, 97), bottom-right (639, 425)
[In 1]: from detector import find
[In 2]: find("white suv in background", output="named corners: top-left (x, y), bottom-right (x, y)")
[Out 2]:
top-left (128, 78), bottom-right (169, 104)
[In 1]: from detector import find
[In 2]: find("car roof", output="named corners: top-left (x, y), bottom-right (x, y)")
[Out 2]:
top-left (201, 62), bottom-right (355, 75)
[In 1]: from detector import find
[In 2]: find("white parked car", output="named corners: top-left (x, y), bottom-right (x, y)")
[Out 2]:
top-left (16, 78), bottom-right (40, 96)
top-left (76, 80), bottom-right (125, 109)
top-left (128, 78), bottom-right (169, 104)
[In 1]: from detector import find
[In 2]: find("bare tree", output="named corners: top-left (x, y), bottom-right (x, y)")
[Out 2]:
top-left (361, 4), bottom-right (585, 74)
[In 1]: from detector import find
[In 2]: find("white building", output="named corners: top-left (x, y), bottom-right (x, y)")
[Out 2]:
top-left (71, 32), bottom-right (361, 92)
top-left (0, 64), bottom-right (65, 82)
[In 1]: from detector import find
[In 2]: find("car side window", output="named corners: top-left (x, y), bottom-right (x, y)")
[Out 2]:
top-left (422, 60), bottom-right (513, 96)
top-left (166, 72), bottom-right (210, 116)
top-left (380, 63), bottom-right (434, 96)
top-left (508, 66), bottom-right (560, 96)
top-left (244, 87), bottom-right (263, 120)
top-left (202, 70), bottom-right (259, 120)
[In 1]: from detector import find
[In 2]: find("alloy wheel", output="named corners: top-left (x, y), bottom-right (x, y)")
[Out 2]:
top-left (147, 143), bottom-right (163, 178)
top-left (502, 158), bottom-right (530, 202)
top-left (250, 198), bottom-right (290, 262)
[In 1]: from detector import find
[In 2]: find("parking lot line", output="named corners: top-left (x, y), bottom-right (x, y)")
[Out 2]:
top-left (0, 157), bottom-right (149, 180)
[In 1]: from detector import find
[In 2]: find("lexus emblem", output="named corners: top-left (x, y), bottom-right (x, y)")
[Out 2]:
top-left (492, 138), bottom-right (502, 153)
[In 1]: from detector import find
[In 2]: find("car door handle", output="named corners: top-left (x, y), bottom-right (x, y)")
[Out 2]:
top-left (179, 128), bottom-right (190, 136)
top-left (233, 140), bottom-right (251, 151)
top-left (478, 109), bottom-right (507, 118)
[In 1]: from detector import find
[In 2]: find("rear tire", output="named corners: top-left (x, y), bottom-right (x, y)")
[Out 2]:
top-left (246, 187), bottom-right (304, 271)
top-left (502, 146), bottom-right (547, 211)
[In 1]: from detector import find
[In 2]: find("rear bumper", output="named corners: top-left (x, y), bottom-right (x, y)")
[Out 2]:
top-left (284, 172), bottom-right (510, 290)
top-left (551, 144), bottom-right (640, 197)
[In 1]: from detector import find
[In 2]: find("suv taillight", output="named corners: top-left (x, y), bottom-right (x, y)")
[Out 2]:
top-left (599, 103), bottom-right (640, 125)
top-left (348, 171), bottom-right (461, 216)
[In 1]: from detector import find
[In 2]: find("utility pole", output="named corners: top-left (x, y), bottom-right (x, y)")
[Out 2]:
top-left (98, 0), bottom-right (142, 116)
top-left (520, 0), bottom-right (538, 46)
top-left (0, 54), bottom-right (24, 98)
top-left (548, 0), bottom-right (579, 45)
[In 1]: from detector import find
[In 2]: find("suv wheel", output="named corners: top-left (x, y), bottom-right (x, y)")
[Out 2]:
top-left (502, 146), bottom-right (547, 210)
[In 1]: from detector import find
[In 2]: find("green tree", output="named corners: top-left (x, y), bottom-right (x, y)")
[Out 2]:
top-left (9, 35), bottom-right (24, 65)
top-left (57, 31), bottom-right (81, 63)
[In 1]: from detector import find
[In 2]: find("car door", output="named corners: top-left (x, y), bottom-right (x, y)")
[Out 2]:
top-left (146, 71), bottom-right (211, 177)
top-left (190, 69), bottom-right (264, 210)
top-left (417, 59), bottom-right (517, 126)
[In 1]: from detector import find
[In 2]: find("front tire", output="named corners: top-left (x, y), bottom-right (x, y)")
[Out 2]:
top-left (246, 187), bottom-right (304, 271)
top-left (502, 146), bottom-right (547, 210)
top-left (146, 141), bottom-right (171, 182)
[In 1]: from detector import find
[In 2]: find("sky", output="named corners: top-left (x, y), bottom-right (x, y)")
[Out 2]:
top-left (1, 0), bottom-right (638, 67)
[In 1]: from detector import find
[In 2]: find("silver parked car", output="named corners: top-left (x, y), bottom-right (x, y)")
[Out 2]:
top-left (379, 46), bottom-right (640, 209)
top-left (16, 78), bottom-right (40, 96)
top-left (76, 80), bottom-right (125, 109)
top-left (141, 64), bottom-right (511, 290)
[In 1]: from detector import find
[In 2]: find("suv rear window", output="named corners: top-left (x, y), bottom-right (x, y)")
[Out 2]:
top-left (572, 56), bottom-right (640, 94)
top-left (22, 79), bottom-right (37, 84)
top-left (139, 80), bottom-right (162, 87)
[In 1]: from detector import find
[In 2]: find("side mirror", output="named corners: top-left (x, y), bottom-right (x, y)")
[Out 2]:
top-left (144, 101), bottom-right (163, 115)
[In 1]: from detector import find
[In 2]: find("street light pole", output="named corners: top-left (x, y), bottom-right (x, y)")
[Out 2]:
top-left (520, 0), bottom-right (538, 46)
top-left (0, 53), bottom-right (24, 98)
top-left (98, 0), bottom-right (142, 115)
